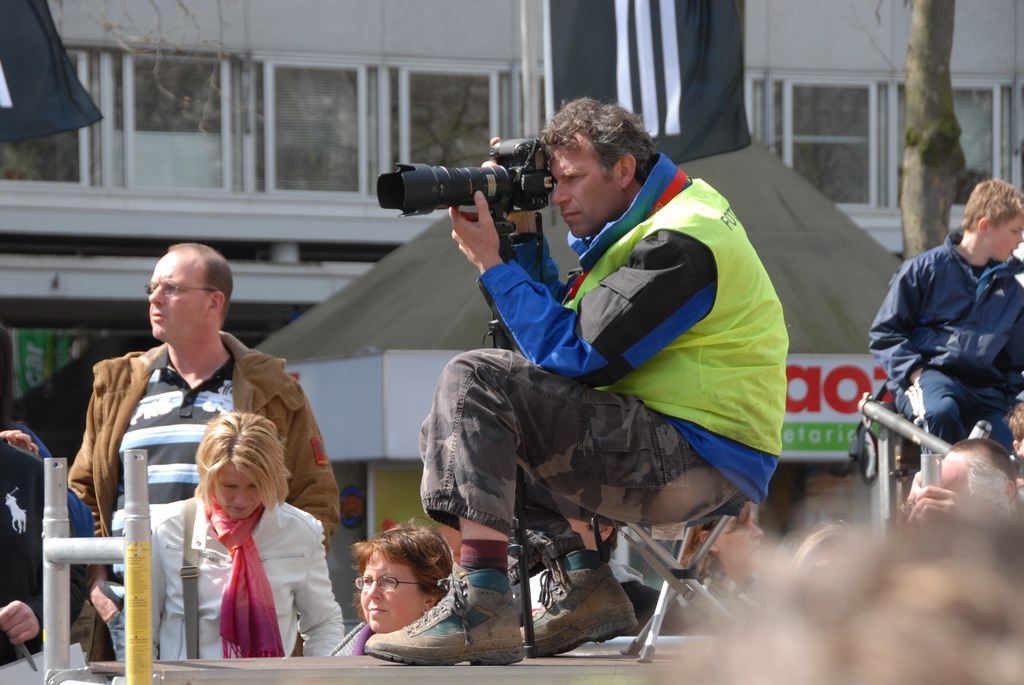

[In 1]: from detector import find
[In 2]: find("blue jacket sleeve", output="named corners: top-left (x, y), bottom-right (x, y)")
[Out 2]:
top-left (869, 260), bottom-right (927, 388)
top-left (481, 230), bottom-right (717, 385)
top-left (510, 233), bottom-right (568, 301)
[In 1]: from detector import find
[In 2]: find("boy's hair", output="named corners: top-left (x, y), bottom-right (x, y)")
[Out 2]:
top-left (961, 178), bottom-right (1024, 233)
top-left (1007, 402), bottom-right (1024, 443)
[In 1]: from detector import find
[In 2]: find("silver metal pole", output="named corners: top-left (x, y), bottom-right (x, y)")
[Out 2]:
top-left (860, 397), bottom-right (953, 534)
top-left (520, 0), bottom-right (539, 137)
top-left (46, 538), bottom-right (124, 565)
top-left (968, 420), bottom-right (992, 439)
top-left (43, 458), bottom-right (71, 676)
top-left (920, 452), bottom-right (943, 488)
top-left (875, 425), bottom-right (895, 535)
top-left (858, 398), bottom-right (952, 455)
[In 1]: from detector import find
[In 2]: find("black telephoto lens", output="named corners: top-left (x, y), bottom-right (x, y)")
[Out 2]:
top-left (377, 163), bottom-right (512, 217)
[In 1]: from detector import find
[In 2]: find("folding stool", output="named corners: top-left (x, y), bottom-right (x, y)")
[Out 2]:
top-left (618, 494), bottom-right (747, 662)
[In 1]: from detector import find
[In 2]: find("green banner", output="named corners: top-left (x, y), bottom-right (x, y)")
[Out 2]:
top-left (782, 422), bottom-right (859, 452)
top-left (12, 329), bottom-right (71, 397)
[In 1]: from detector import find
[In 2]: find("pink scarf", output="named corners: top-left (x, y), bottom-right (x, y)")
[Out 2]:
top-left (208, 496), bottom-right (285, 658)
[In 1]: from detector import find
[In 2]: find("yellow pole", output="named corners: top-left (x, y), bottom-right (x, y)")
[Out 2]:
top-left (122, 449), bottom-right (152, 683)
top-left (124, 540), bottom-right (152, 683)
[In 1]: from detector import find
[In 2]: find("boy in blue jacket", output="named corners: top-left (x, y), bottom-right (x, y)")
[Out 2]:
top-left (870, 179), bottom-right (1024, 449)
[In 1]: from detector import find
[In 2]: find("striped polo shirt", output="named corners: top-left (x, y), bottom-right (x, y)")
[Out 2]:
top-left (110, 351), bottom-right (234, 541)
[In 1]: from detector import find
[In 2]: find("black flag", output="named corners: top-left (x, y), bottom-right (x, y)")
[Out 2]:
top-left (0, 0), bottom-right (102, 142)
top-left (548, 0), bottom-right (749, 163)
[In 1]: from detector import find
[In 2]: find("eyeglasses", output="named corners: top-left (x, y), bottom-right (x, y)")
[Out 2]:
top-left (353, 575), bottom-right (421, 592)
top-left (144, 281), bottom-right (216, 297)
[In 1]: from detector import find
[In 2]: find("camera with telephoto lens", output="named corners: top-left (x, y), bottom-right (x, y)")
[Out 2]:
top-left (376, 138), bottom-right (553, 217)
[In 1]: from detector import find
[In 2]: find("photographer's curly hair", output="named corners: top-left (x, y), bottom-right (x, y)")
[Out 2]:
top-left (541, 97), bottom-right (657, 185)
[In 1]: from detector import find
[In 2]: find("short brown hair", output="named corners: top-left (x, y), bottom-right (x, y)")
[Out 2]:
top-left (948, 437), bottom-right (1017, 486)
top-left (541, 97), bottom-right (657, 185)
top-left (195, 412), bottom-right (290, 511)
top-left (350, 522), bottom-right (453, 620)
top-left (168, 243), bottom-right (233, 318)
top-left (1007, 402), bottom-right (1024, 444)
top-left (960, 179), bottom-right (1024, 233)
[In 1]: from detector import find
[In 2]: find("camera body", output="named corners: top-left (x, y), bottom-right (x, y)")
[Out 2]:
top-left (376, 138), bottom-right (553, 217)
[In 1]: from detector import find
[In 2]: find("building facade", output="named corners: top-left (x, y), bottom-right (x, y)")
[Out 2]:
top-left (2, 0), bottom-right (1022, 332)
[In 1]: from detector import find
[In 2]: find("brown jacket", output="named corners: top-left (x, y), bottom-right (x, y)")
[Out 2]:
top-left (69, 332), bottom-right (340, 540)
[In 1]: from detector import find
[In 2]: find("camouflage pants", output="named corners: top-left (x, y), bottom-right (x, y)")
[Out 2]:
top-left (420, 349), bottom-right (737, 560)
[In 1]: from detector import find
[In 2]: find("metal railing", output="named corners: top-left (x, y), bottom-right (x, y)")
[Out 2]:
top-left (42, 450), bottom-right (151, 685)
top-left (858, 395), bottom-right (991, 532)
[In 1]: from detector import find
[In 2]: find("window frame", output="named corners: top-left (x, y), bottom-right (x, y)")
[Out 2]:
top-left (120, 52), bottom-right (232, 193)
top-left (781, 77), bottom-right (879, 208)
top-left (0, 49), bottom-right (518, 202)
top-left (0, 50), bottom-right (92, 188)
top-left (395, 64), bottom-right (502, 166)
top-left (747, 70), bottom-right (1023, 212)
top-left (259, 58), bottom-right (369, 197)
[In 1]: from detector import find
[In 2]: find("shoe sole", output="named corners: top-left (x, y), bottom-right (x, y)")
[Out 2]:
top-left (366, 644), bottom-right (524, 666)
top-left (531, 601), bottom-right (638, 657)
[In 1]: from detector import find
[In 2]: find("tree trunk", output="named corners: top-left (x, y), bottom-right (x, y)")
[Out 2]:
top-left (900, 0), bottom-right (965, 258)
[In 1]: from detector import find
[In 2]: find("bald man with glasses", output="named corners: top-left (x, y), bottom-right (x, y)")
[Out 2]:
top-left (70, 242), bottom-right (339, 661)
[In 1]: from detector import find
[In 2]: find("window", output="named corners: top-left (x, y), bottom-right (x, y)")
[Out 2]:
top-left (131, 55), bottom-right (223, 188)
top-left (752, 71), bottom-right (1022, 214)
top-left (1001, 85), bottom-right (1011, 187)
top-left (271, 65), bottom-right (359, 192)
top-left (0, 50), bottom-right (518, 202)
top-left (791, 85), bottom-right (870, 204)
top-left (0, 131), bottom-right (80, 182)
top-left (897, 86), bottom-right (1002, 203)
top-left (0, 52), bottom-right (88, 183)
top-left (749, 78), bottom-right (766, 144)
top-left (954, 88), bottom-right (994, 202)
top-left (406, 72), bottom-right (490, 166)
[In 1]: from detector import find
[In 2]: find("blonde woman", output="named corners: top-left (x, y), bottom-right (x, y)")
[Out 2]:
top-left (150, 412), bottom-right (344, 659)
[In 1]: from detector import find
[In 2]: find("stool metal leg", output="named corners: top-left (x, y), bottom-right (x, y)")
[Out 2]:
top-left (638, 578), bottom-right (681, 662)
top-left (621, 520), bottom-right (735, 661)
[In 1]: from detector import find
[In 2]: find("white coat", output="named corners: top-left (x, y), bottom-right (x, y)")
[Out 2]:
top-left (150, 498), bottom-right (345, 659)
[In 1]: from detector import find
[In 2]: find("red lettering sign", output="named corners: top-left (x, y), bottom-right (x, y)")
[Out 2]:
top-left (786, 365), bottom-right (821, 412)
top-left (787, 363), bottom-right (887, 415)
top-left (822, 365), bottom-right (871, 414)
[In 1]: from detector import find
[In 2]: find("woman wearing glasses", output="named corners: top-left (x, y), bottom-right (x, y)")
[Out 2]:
top-left (333, 523), bottom-right (452, 656)
top-left (150, 411), bottom-right (345, 659)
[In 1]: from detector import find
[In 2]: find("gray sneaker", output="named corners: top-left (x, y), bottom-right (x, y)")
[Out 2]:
top-left (529, 550), bottom-right (638, 657)
top-left (365, 565), bottom-right (524, 666)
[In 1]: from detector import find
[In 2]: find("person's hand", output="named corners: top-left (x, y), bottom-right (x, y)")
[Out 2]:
top-left (88, 569), bottom-right (121, 622)
top-left (487, 137), bottom-right (537, 235)
top-left (0, 601), bottom-right (40, 644)
top-left (909, 368), bottom-right (923, 387)
top-left (449, 192), bottom-right (504, 274)
top-left (0, 430), bottom-right (38, 454)
top-left (903, 473), bottom-right (960, 525)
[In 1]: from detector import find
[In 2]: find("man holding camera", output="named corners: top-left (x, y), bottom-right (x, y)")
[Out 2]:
top-left (366, 98), bottom-right (788, 665)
